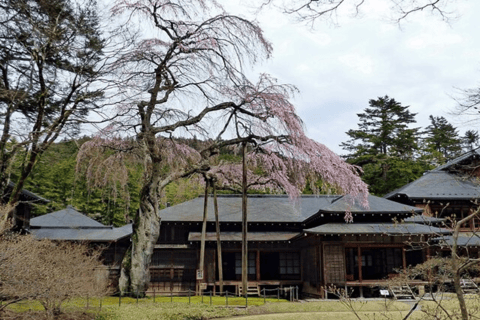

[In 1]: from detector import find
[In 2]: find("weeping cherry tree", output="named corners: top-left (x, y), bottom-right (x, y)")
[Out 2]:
top-left (78, 0), bottom-right (369, 295)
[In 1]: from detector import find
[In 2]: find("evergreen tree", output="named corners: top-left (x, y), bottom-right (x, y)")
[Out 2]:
top-left (341, 96), bottom-right (430, 195)
top-left (423, 115), bottom-right (462, 163)
top-left (463, 130), bottom-right (480, 152)
top-left (341, 96), bottom-right (419, 162)
top-left (0, 0), bottom-right (109, 213)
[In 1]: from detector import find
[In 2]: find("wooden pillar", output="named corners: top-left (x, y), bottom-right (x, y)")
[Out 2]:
top-left (300, 249), bottom-right (304, 282)
top-left (357, 247), bottom-right (362, 282)
top-left (241, 142), bottom-right (248, 296)
top-left (256, 250), bottom-right (260, 281)
top-left (402, 247), bottom-right (407, 270)
top-left (199, 183), bottom-right (209, 274)
top-left (213, 183), bottom-right (223, 293)
top-left (113, 241), bottom-right (117, 266)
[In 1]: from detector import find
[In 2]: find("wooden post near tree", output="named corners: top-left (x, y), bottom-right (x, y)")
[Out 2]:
top-left (241, 142), bottom-right (248, 297)
top-left (213, 180), bottom-right (224, 293)
top-left (199, 180), bottom-right (209, 294)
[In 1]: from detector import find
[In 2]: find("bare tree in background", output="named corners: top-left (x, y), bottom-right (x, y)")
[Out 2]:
top-left (259, 0), bottom-right (460, 26)
top-left (0, 203), bottom-right (13, 235)
top-left (0, 235), bottom-right (110, 319)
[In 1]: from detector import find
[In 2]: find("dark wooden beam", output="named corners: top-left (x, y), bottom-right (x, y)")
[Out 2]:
top-left (256, 250), bottom-right (260, 281)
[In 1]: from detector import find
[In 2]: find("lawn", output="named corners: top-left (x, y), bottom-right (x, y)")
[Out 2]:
top-left (99, 300), bottom-right (414, 320)
top-left (6, 295), bottom-right (480, 320)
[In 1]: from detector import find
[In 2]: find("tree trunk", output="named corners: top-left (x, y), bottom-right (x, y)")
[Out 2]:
top-left (213, 180), bottom-right (223, 293)
top-left (453, 268), bottom-right (469, 320)
top-left (241, 142), bottom-right (248, 297)
top-left (452, 223), bottom-right (470, 320)
top-left (450, 211), bottom-right (480, 320)
top-left (119, 176), bottom-right (161, 296)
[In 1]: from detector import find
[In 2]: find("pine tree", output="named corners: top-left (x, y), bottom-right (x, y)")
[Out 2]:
top-left (423, 115), bottom-right (462, 163)
top-left (341, 96), bottom-right (419, 160)
top-left (463, 130), bottom-right (479, 152)
top-left (341, 96), bottom-right (429, 195)
top-left (0, 0), bottom-right (108, 208)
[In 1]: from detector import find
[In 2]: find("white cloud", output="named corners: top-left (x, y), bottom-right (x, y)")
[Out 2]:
top-left (338, 54), bottom-right (374, 75)
top-left (227, 0), bottom-right (480, 153)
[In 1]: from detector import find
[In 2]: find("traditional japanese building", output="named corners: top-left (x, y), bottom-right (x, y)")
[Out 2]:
top-left (385, 148), bottom-right (480, 259)
top-left (30, 205), bottom-right (132, 287)
top-left (385, 148), bottom-right (480, 228)
top-left (2, 181), bottom-right (49, 232)
top-left (153, 194), bottom-right (447, 297)
top-left (25, 149), bottom-right (480, 298)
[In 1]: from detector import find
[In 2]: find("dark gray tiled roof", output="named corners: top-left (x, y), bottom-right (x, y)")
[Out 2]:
top-left (433, 148), bottom-right (480, 172)
top-left (404, 215), bottom-right (445, 224)
top-left (160, 195), bottom-right (338, 223)
top-left (433, 235), bottom-right (480, 247)
top-left (6, 181), bottom-right (49, 203)
top-left (30, 205), bottom-right (133, 242)
top-left (304, 222), bottom-right (450, 235)
top-left (188, 231), bottom-right (299, 242)
top-left (384, 171), bottom-right (480, 201)
top-left (31, 206), bottom-right (106, 228)
top-left (31, 224), bottom-right (132, 242)
top-left (320, 194), bottom-right (422, 214)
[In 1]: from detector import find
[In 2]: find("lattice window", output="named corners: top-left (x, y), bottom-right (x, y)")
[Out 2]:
top-left (235, 252), bottom-right (255, 275)
top-left (279, 252), bottom-right (300, 275)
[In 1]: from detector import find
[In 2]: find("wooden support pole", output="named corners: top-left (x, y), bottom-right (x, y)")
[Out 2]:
top-left (199, 182), bottom-right (209, 275)
top-left (213, 181), bottom-right (223, 293)
top-left (242, 142), bottom-right (248, 297)
top-left (357, 247), bottom-right (362, 282)
top-left (402, 247), bottom-right (407, 270)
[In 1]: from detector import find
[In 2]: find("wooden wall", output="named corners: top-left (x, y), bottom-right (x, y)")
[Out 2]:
top-left (323, 244), bottom-right (345, 285)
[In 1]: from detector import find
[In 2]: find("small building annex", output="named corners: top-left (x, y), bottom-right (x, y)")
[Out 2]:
top-left (29, 205), bottom-right (133, 287)
top-left (153, 194), bottom-right (447, 298)
top-left (385, 147), bottom-right (480, 257)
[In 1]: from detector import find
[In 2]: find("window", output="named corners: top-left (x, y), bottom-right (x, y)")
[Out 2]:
top-left (235, 252), bottom-right (256, 275)
top-left (279, 252), bottom-right (300, 275)
top-left (150, 250), bottom-right (196, 268)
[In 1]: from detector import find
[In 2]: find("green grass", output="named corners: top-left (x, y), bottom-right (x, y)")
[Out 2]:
top-left (6, 295), bottom-right (286, 315)
top-left (101, 302), bottom-right (246, 320)
top-left (8, 295), bottom-right (480, 320)
top-left (100, 300), bottom-right (414, 320)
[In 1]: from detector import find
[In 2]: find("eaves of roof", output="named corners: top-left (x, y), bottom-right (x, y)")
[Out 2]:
top-left (304, 222), bottom-right (450, 235)
top-left (188, 231), bottom-right (299, 242)
top-left (433, 148), bottom-right (480, 172)
top-left (384, 171), bottom-right (480, 201)
top-left (432, 235), bottom-right (480, 247)
top-left (6, 181), bottom-right (49, 203)
top-left (30, 224), bottom-right (133, 242)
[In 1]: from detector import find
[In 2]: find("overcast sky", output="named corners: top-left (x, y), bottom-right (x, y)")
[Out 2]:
top-left (221, 0), bottom-right (480, 155)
